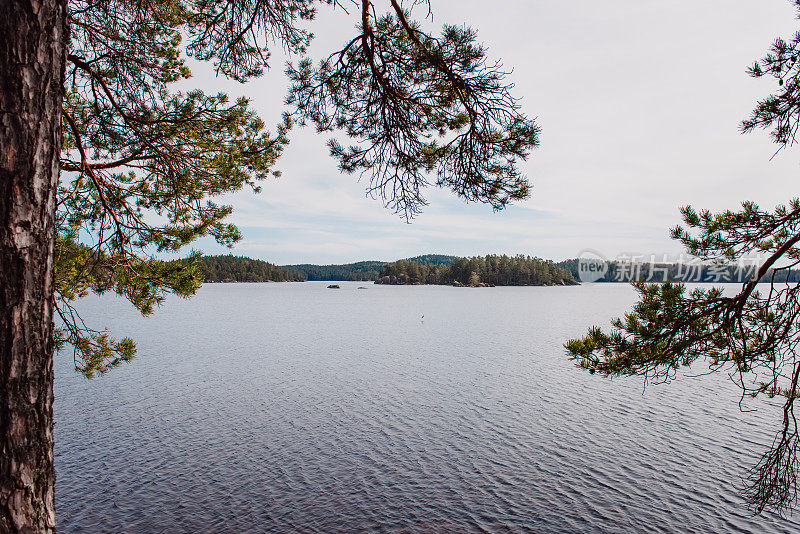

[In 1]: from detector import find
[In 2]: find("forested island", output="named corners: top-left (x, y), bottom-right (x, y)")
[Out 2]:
top-left (376, 255), bottom-right (576, 286)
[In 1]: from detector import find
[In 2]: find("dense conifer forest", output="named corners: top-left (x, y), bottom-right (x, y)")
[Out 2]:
top-left (285, 256), bottom-right (459, 280)
top-left (404, 254), bottom-right (458, 266)
top-left (198, 254), bottom-right (573, 285)
top-left (376, 255), bottom-right (576, 286)
top-left (200, 255), bottom-right (306, 282)
top-left (284, 261), bottom-right (385, 281)
top-left (195, 254), bottom-right (799, 285)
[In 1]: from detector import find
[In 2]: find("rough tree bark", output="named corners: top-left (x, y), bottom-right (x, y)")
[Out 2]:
top-left (0, 0), bottom-right (67, 531)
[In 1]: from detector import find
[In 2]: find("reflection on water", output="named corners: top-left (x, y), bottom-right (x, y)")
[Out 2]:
top-left (55, 282), bottom-right (798, 532)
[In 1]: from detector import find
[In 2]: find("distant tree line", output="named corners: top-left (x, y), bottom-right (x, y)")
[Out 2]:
top-left (285, 261), bottom-right (386, 281)
top-left (377, 255), bottom-right (576, 286)
top-left (285, 256), bottom-right (458, 280)
top-left (198, 254), bottom-right (800, 285)
top-left (200, 255), bottom-right (306, 282)
top-left (404, 254), bottom-right (458, 266)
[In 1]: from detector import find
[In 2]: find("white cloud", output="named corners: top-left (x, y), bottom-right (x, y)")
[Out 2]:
top-left (185, 1), bottom-right (800, 264)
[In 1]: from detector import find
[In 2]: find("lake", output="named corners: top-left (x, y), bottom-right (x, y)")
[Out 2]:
top-left (54, 282), bottom-right (799, 532)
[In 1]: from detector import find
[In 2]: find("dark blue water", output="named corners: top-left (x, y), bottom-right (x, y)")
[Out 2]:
top-left (54, 282), bottom-right (799, 532)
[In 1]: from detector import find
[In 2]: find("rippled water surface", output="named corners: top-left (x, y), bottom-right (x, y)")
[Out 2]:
top-left (55, 282), bottom-right (799, 532)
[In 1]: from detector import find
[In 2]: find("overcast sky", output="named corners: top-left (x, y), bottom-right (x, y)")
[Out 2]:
top-left (184, 0), bottom-right (800, 264)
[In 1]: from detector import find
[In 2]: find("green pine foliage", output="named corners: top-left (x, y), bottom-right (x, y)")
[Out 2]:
top-left (567, 1), bottom-right (800, 515)
top-left (56, 0), bottom-right (540, 377)
top-left (286, 3), bottom-right (539, 219)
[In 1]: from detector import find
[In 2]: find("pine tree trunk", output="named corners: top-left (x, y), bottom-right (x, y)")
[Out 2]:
top-left (0, 0), bottom-right (67, 531)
